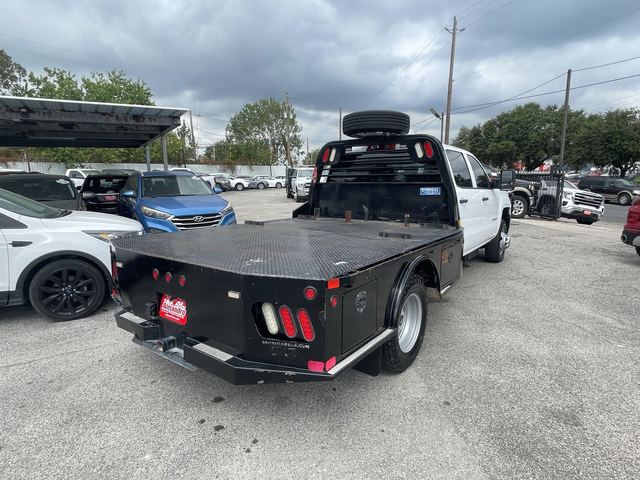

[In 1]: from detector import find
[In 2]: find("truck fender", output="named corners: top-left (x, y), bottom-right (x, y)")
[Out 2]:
top-left (385, 255), bottom-right (439, 328)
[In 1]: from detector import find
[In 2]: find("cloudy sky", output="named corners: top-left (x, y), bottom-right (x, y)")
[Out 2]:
top-left (3, 0), bottom-right (640, 152)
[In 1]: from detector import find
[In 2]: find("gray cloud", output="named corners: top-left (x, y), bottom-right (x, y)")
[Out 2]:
top-left (2, 0), bottom-right (640, 151)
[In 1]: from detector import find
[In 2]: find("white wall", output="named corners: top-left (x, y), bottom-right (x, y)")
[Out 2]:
top-left (0, 161), bottom-right (287, 177)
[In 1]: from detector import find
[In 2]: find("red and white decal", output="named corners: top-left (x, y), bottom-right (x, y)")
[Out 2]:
top-left (159, 295), bottom-right (188, 325)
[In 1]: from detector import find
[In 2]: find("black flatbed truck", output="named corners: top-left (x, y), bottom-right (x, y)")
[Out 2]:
top-left (113, 111), bottom-right (512, 384)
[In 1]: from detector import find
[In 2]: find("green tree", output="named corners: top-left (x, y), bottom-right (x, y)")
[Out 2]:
top-left (82, 70), bottom-right (153, 105)
top-left (27, 67), bottom-right (84, 100)
top-left (0, 49), bottom-right (27, 95)
top-left (304, 148), bottom-right (320, 164)
top-left (225, 96), bottom-right (303, 166)
top-left (585, 109), bottom-right (640, 177)
top-left (204, 138), bottom-right (272, 166)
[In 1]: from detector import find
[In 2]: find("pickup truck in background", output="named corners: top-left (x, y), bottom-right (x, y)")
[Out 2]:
top-left (113, 110), bottom-right (514, 384)
top-left (286, 166), bottom-right (314, 202)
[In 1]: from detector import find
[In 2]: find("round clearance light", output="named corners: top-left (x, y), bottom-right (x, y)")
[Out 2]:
top-left (178, 275), bottom-right (187, 287)
top-left (329, 295), bottom-right (338, 308)
top-left (152, 268), bottom-right (160, 280)
top-left (164, 272), bottom-right (172, 284)
top-left (303, 287), bottom-right (317, 301)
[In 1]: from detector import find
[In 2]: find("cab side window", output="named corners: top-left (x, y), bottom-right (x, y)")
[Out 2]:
top-left (446, 150), bottom-right (473, 188)
top-left (68, 171), bottom-right (81, 179)
top-left (467, 154), bottom-right (490, 189)
top-left (123, 174), bottom-right (138, 193)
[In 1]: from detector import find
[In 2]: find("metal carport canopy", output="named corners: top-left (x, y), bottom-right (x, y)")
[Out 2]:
top-left (0, 95), bottom-right (189, 148)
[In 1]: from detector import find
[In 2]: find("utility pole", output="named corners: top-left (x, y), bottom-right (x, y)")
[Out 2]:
top-left (181, 120), bottom-right (187, 167)
top-left (339, 108), bottom-right (342, 140)
top-left (188, 110), bottom-right (196, 163)
top-left (559, 68), bottom-right (572, 165)
top-left (444, 16), bottom-right (464, 144)
top-left (306, 137), bottom-right (309, 158)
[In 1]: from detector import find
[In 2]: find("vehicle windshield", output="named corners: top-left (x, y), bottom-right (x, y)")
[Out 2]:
top-left (564, 180), bottom-right (578, 190)
top-left (83, 170), bottom-right (101, 176)
top-left (0, 187), bottom-right (68, 218)
top-left (141, 175), bottom-right (213, 197)
top-left (0, 176), bottom-right (77, 201)
top-left (297, 168), bottom-right (314, 178)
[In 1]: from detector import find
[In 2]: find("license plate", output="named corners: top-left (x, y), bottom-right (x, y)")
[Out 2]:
top-left (159, 295), bottom-right (188, 325)
top-left (583, 210), bottom-right (592, 216)
top-left (104, 195), bottom-right (117, 201)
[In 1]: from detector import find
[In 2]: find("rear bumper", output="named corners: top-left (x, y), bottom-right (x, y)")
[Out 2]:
top-left (115, 308), bottom-right (394, 385)
top-left (621, 229), bottom-right (640, 247)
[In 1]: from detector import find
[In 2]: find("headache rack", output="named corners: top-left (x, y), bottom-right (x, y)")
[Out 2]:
top-left (297, 135), bottom-right (457, 226)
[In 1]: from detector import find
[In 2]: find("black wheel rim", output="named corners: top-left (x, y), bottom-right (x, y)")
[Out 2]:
top-left (39, 268), bottom-right (97, 317)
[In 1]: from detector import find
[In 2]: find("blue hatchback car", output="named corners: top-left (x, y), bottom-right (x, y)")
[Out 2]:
top-left (117, 171), bottom-right (236, 232)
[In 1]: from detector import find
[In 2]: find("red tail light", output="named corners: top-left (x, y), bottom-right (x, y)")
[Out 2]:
top-left (307, 360), bottom-right (324, 372)
top-left (152, 268), bottom-right (159, 280)
top-left (327, 278), bottom-right (340, 289)
top-left (278, 305), bottom-right (296, 338)
top-left (111, 258), bottom-right (118, 280)
top-left (329, 295), bottom-right (338, 308)
top-left (321, 148), bottom-right (330, 163)
top-left (423, 141), bottom-right (434, 158)
top-left (311, 165), bottom-right (318, 184)
top-left (164, 272), bottom-right (172, 284)
top-left (178, 275), bottom-right (187, 287)
top-left (325, 356), bottom-right (336, 370)
top-left (296, 308), bottom-right (315, 342)
top-left (303, 287), bottom-right (317, 300)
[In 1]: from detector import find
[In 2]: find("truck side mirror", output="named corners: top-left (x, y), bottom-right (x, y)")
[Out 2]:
top-left (213, 185), bottom-right (223, 194)
top-left (121, 190), bottom-right (137, 198)
top-left (499, 170), bottom-right (516, 191)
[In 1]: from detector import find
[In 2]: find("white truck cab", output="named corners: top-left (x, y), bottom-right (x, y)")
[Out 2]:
top-left (443, 145), bottom-right (512, 257)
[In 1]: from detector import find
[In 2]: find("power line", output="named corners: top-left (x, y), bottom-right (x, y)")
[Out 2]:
top-left (455, 0), bottom-right (492, 17)
top-left (364, 30), bottom-right (444, 106)
top-left (412, 116), bottom-right (440, 132)
top-left (452, 71), bottom-right (566, 111)
top-left (573, 55), bottom-right (640, 72)
top-left (459, 0), bottom-right (503, 23)
top-left (453, 5), bottom-right (640, 83)
top-left (454, 72), bottom-right (640, 115)
top-left (464, 0), bottom-right (517, 29)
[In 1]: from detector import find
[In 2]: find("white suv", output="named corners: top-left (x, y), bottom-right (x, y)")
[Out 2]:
top-left (65, 168), bottom-right (101, 189)
top-left (0, 188), bottom-right (142, 320)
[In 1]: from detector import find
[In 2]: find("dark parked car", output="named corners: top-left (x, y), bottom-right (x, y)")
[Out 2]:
top-left (577, 176), bottom-right (640, 206)
top-left (0, 173), bottom-right (83, 210)
top-left (81, 174), bottom-right (128, 213)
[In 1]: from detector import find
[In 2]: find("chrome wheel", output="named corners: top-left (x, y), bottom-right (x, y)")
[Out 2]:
top-left (397, 293), bottom-right (422, 353)
top-left (511, 199), bottom-right (525, 217)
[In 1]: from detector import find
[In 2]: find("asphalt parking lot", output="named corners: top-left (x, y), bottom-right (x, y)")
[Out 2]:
top-left (1, 188), bottom-right (638, 480)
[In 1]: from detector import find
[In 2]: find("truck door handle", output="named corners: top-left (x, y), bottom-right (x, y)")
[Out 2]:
top-left (11, 241), bottom-right (32, 247)
top-left (459, 199), bottom-right (468, 204)
top-left (482, 197), bottom-right (489, 202)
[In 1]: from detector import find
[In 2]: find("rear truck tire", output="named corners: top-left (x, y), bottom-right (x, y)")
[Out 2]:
top-left (287, 191), bottom-right (294, 199)
top-left (577, 218), bottom-right (594, 225)
top-left (28, 258), bottom-right (106, 321)
top-left (257, 182), bottom-right (266, 190)
top-left (485, 219), bottom-right (509, 263)
top-left (275, 182), bottom-right (282, 188)
top-left (235, 183), bottom-right (244, 191)
top-left (618, 193), bottom-right (631, 206)
top-left (343, 110), bottom-right (410, 138)
top-left (511, 194), bottom-right (528, 218)
top-left (382, 274), bottom-right (427, 373)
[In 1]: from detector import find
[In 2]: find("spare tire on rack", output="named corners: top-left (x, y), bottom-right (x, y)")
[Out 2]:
top-left (342, 110), bottom-right (410, 138)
